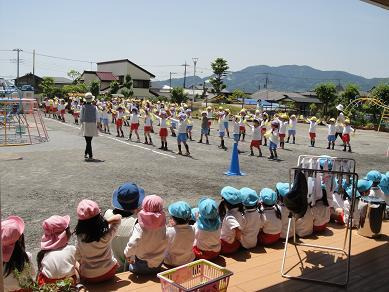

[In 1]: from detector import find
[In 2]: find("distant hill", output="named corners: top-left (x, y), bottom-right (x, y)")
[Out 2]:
top-left (152, 65), bottom-right (389, 93)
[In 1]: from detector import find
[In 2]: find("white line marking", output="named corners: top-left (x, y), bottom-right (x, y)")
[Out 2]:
top-left (44, 118), bottom-right (176, 159)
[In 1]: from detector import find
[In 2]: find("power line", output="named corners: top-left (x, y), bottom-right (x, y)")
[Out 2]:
top-left (23, 50), bottom-right (95, 64)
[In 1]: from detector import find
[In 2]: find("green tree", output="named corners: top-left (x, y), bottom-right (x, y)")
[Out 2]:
top-left (230, 88), bottom-right (247, 106)
top-left (39, 77), bottom-right (56, 97)
top-left (122, 74), bottom-right (134, 97)
top-left (62, 83), bottom-right (88, 95)
top-left (369, 83), bottom-right (389, 124)
top-left (340, 83), bottom-right (359, 104)
top-left (170, 87), bottom-right (188, 104)
top-left (121, 88), bottom-right (132, 98)
top-left (109, 80), bottom-right (120, 95)
top-left (314, 82), bottom-right (337, 117)
top-left (67, 69), bottom-right (81, 83)
top-left (89, 80), bottom-right (100, 97)
top-left (209, 58), bottom-right (229, 95)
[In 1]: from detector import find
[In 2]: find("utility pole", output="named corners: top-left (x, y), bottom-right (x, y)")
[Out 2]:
top-left (13, 48), bottom-right (23, 79)
top-left (182, 61), bottom-right (190, 88)
top-left (169, 72), bottom-right (177, 92)
top-left (33, 49), bottom-right (35, 75)
top-left (192, 58), bottom-right (198, 110)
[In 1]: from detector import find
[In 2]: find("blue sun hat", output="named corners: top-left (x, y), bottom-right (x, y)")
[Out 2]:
top-left (240, 187), bottom-right (259, 207)
top-left (379, 173), bottom-right (389, 195)
top-left (197, 198), bottom-right (221, 231)
top-left (365, 170), bottom-right (382, 183)
top-left (346, 186), bottom-right (360, 199)
top-left (191, 208), bottom-right (199, 221)
top-left (221, 186), bottom-right (242, 205)
top-left (275, 182), bottom-right (290, 197)
top-left (357, 179), bottom-right (373, 193)
top-left (168, 201), bottom-right (192, 220)
top-left (318, 156), bottom-right (333, 170)
top-left (112, 182), bottom-right (145, 211)
top-left (259, 188), bottom-right (277, 206)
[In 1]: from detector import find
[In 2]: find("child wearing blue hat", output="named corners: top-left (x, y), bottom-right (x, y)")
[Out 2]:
top-left (311, 184), bottom-right (331, 233)
top-left (344, 179), bottom-right (372, 228)
top-left (104, 182), bottom-right (145, 271)
top-left (170, 113), bottom-right (190, 156)
top-left (258, 188), bottom-right (282, 245)
top-left (366, 170), bottom-right (385, 201)
top-left (275, 183), bottom-right (294, 239)
top-left (219, 186), bottom-right (245, 254)
top-left (164, 201), bottom-right (195, 267)
top-left (240, 188), bottom-right (261, 249)
top-left (193, 198), bottom-right (221, 260)
top-left (379, 173), bottom-right (389, 217)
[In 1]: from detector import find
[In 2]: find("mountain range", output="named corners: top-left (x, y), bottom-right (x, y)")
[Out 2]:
top-left (151, 65), bottom-right (389, 93)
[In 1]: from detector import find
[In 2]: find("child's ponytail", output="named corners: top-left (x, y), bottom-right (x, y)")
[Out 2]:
top-left (218, 200), bottom-right (227, 220)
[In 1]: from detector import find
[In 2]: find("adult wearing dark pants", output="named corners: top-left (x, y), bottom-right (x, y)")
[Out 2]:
top-left (80, 92), bottom-right (98, 160)
top-left (335, 104), bottom-right (345, 143)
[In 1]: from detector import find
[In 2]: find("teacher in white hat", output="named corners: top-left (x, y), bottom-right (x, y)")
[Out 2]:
top-left (80, 92), bottom-right (98, 160)
top-left (335, 104), bottom-right (345, 142)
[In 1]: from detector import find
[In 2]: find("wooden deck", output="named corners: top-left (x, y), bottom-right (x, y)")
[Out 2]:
top-left (86, 221), bottom-right (389, 291)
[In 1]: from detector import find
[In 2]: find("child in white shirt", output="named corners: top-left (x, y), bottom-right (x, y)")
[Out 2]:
top-left (75, 199), bottom-right (121, 283)
top-left (170, 113), bottom-right (190, 156)
top-left (218, 112), bottom-right (227, 150)
top-left (206, 107), bottom-right (213, 135)
top-left (295, 207), bottom-right (314, 237)
top-left (128, 108), bottom-right (140, 142)
top-left (366, 170), bottom-right (385, 201)
top-left (267, 121), bottom-right (280, 160)
top-left (307, 116), bottom-right (318, 147)
top-left (101, 106), bottom-right (110, 134)
top-left (165, 201), bottom-right (195, 267)
top-left (37, 215), bottom-right (77, 286)
top-left (240, 188), bottom-right (261, 249)
top-left (276, 183), bottom-right (294, 239)
top-left (115, 107), bottom-right (124, 137)
top-left (277, 115), bottom-right (288, 149)
top-left (258, 188), bottom-right (282, 245)
top-left (193, 198), bottom-right (222, 260)
top-left (311, 185), bottom-right (331, 232)
top-left (324, 118), bottom-right (336, 150)
top-left (342, 119), bottom-right (354, 152)
top-left (286, 115), bottom-right (297, 144)
top-left (239, 110), bottom-right (247, 142)
top-left (143, 109), bottom-right (153, 145)
top-left (125, 195), bottom-right (168, 275)
top-left (157, 111), bottom-right (169, 150)
top-left (219, 186), bottom-right (245, 254)
top-left (261, 112), bottom-right (269, 146)
top-left (223, 109), bottom-right (230, 138)
top-left (248, 119), bottom-right (262, 157)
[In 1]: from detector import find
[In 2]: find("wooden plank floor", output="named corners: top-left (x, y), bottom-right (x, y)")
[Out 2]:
top-left (86, 221), bottom-right (389, 292)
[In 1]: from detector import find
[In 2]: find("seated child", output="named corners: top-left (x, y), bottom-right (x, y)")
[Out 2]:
top-left (104, 182), bottom-right (145, 271)
top-left (330, 179), bottom-right (346, 225)
top-left (258, 188), bottom-right (282, 245)
top-left (379, 172), bottom-right (389, 218)
top-left (219, 186), bottom-right (245, 254)
top-left (164, 201), bottom-right (195, 267)
top-left (276, 182), bottom-right (295, 239)
top-left (366, 170), bottom-right (385, 201)
top-left (124, 195), bottom-right (168, 275)
top-left (37, 215), bottom-right (77, 286)
top-left (2, 216), bottom-right (35, 292)
top-left (344, 179), bottom-right (372, 228)
top-left (295, 207), bottom-right (314, 238)
top-left (311, 185), bottom-right (331, 232)
top-left (240, 188), bottom-right (261, 249)
top-left (193, 198), bottom-right (222, 260)
top-left (75, 199), bottom-right (121, 283)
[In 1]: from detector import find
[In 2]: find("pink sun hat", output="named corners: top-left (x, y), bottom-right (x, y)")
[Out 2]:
top-left (138, 195), bottom-right (166, 230)
top-left (77, 199), bottom-right (100, 220)
top-left (41, 215), bottom-right (71, 250)
top-left (1, 216), bottom-right (25, 262)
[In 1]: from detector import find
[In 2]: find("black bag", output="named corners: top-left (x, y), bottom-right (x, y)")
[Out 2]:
top-left (284, 170), bottom-right (308, 218)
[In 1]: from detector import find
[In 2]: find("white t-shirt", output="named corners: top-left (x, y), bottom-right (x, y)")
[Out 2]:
top-left (289, 119), bottom-right (297, 131)
top-left (240, 209), bottom-right (261, 249)
top-left (158, 117), bottom-right (167, 128)
top-left (130, 114), bottom-right (139, 124)
top-left (124, 223), bottom-right (168, 268)
top-left (3, 252), bottom-right (35, 292)
top-left (75, 221), bottom-right (120, 278)
top-left (369, 187), bottom-right (385, 202)
top-left (101, 110), bottom-right (109, 120)
top-left (165, 225), bottom-right (195, 266)
top-left (295, 207), bottom-right (314, 237)
top-left (220, 208), bottom-right (245, 243)
top-left (193, 224), bottom-right (221, 252)
top-left (309, 121), bottom-right (317, 133)
top-left (327, 124), bottom-right (336, 136)
top-left (344, 198), bottom-right (360, 228)
top-left (251, 126), bottom-right (261, 141)
top-left (260, 208), bottom-right (282, 235)
top-left (343, 125), bottom-right (354, 135)
top-left (269, 129), bottom-right (280, 144)
top-left (336, 113), bottom-right (345, 132)
top-left (40, 245), bottom-right (76, 279)
top-left (207, 111), bottom-right (213, 119)
top-left (218, 119), bottom-right (226, 132)
top-left (233, 121), bottom-right (240, 134)
top-left (278, 120), bottom-right (288, 134)
top-left (144, 116), bottom-right (152, 126)
top-left (311, 201), bottom-right (331, 227)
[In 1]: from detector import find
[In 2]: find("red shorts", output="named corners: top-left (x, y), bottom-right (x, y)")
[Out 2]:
top-left (258, 232), bottom-right (280, 245)
top-left (53, 108), bottom-right (58, 113)
top-left (279, 133), bottom-right (286, 139)
top-left (60, 109), bottom-right (65, 115)
top-left (130, 123), bottom-right (139, 130)
top-left (81, 264), bottom-right (118, 283)
top-left (208, 121), bottom-right (212, 127)
top-left (144, 126), bottom-right (152, 132)
top-left (193, 246), bottom-right (220, 260)
top-left (239, 126), bottom-right (246, 132)
top-left (37, 273), bottom-right (77, 286)
top-left (261, 128), bottom-right (266, 134)
top-left (45, 106), bottom-right (50, 112)
top-left (342, 134), bottom-right (350, 143)
top-left (313, 224), bottom-right (327, 232)
top-left (159, 128), bottom-right (168, 137)
top-left (73, 112), bottom-right (80, 118)
top-left (309, 132), bottom-right (316, 139)
top-left (220, 239), bottom-right (241, 254)
top-left (116, 119), bottom-right (123, 127)
top-left (250, 140), bottom-right (261, 148)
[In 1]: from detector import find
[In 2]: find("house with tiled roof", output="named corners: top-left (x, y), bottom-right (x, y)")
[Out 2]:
top-left (79, 71), bottom-right (118, 91)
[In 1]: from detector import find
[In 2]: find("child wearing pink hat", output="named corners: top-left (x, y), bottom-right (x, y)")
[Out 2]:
top-left (2, 216), bottom-right (35, 292)
top-left (124, 195), bottom-right (168, 274)
top-left (75, 199), bottom-right (121, 283)
top-left (37, 215), bottom-right (77, 286)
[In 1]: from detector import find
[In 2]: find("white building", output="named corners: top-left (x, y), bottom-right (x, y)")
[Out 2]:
top-left (96, 59), bottom-right (155, 98)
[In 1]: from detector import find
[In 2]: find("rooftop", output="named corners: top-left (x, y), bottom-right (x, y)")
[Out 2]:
top-left (251, 89), bottom-right (321, 103)
top-left (97, 59), bottom-right (156, 78)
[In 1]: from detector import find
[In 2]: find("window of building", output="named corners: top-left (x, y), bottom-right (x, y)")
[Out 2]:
top-left (118, 75), bottom-right (124, 84)
top-left (133, 79), bottom-right (150, 89)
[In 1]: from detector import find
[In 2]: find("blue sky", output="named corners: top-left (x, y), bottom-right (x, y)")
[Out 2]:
top-left (1, 0), bottom-right (388, 80)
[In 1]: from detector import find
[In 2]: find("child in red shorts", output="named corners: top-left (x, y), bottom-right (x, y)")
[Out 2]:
top-left (307, 116), bottom-right (319, 147)
top-left (158, 111), bottom-right (169, 151)
top-left (116, 107), bottom-right (124, 138)
top-left (248, 119), bottom-right (262, 157)
top-left (342, 118), bottom-right (354, 152)
top-left (128, 108), bottom-right (140, 142)
top-left (143, 109), bottom-right (153, 145)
